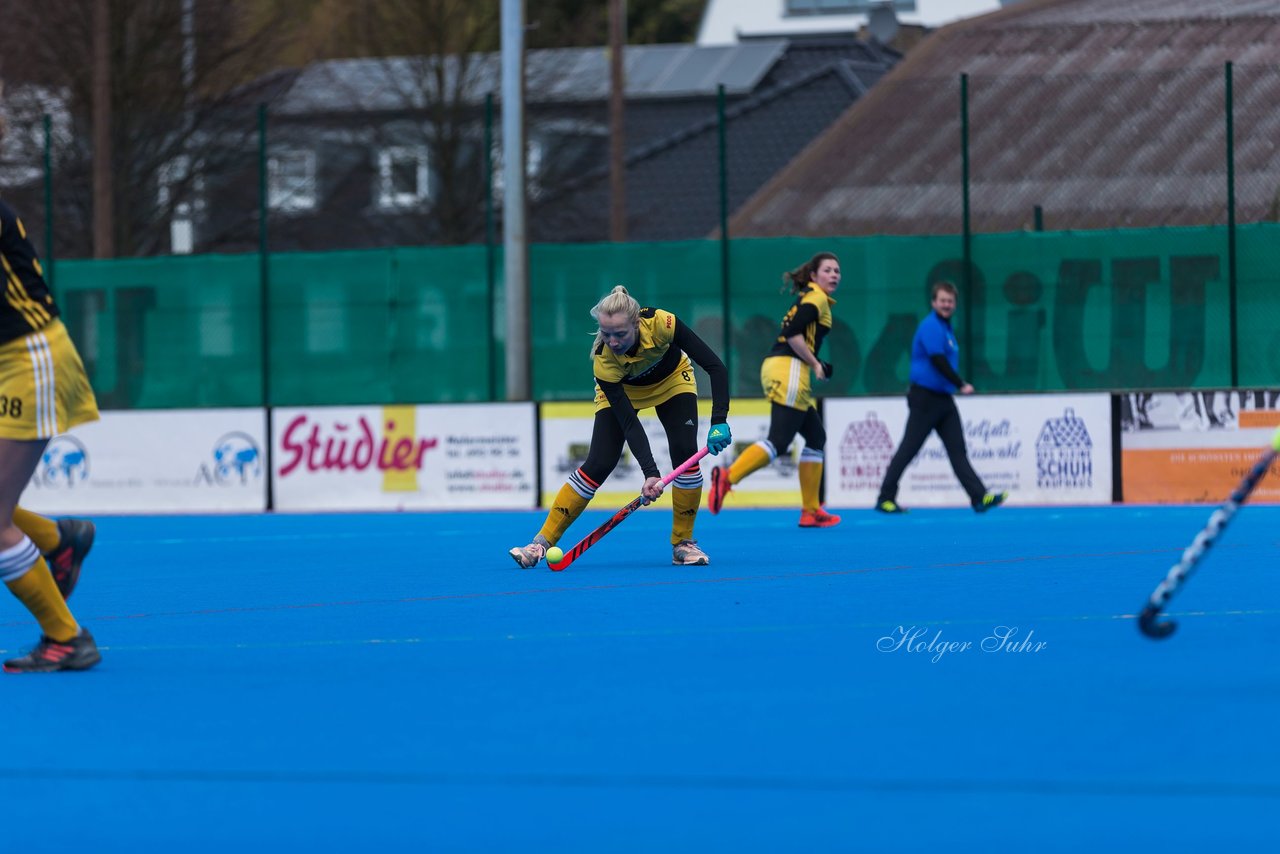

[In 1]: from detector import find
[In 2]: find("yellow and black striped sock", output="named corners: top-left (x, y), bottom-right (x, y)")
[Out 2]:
top-left (727, 441), bottom-right (775, 485)
top-left (538, 469), bottom-right (597, 546)
top-left (13, 507), bottom-right (60, 553)
top-left (5, 556), bottom-right (78, 643)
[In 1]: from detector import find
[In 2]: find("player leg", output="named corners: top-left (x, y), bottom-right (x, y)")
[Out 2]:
top-left (656, 392), bottom-right (708, 565)
top-left (0, 440), bottom-right (100, 673)
top-left (1, 321), bottom-right (101, 672)
top-left (876, 386), bottom-right (941, 512)
top-left (710, 357), bottom-right (807, 514)
top-left (933, 395), bottom-right (1003, 511)
top-left (13, 507), bottom-right (94, 599)
top-left (795, 406), bottom-right (839, 527)
top-left (510, 411), bottom-right (624, 568)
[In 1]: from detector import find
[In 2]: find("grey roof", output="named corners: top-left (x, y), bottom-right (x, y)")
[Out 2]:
top-left (529, 55), bottom-right (889, 242)
top-left (273, 41), bottom-right (789, 115)
top-left (730, 0), bottom-right (1280, 237)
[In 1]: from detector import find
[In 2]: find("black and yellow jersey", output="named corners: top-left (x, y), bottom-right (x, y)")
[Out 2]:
top-left (593, 306), bottom-right (730, 478)
top-left (593, 307), bottom-right (682, 386)
top-left (768, 283), bottom-right (835, 359)
top-left (0, 200), bottom-right (58, 346)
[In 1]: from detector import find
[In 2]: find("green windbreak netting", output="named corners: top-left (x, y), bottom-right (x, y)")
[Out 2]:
top-left (49, 226), bottom-right (1280, 409)
top-left (57, 245), bottom-right (493, 408)
top-left (1233, 223), bottom-right (1280, 388)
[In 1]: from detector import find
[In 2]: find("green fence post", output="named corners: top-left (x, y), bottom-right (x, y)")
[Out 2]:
top-left (1225, 61), bottom-right (1238, 388)
top-left (258, 103), bottom-right (274, 510)
top-left (42, 114), bottom-right (54, 287)
top-left (960, 73), bottom-right (972, 379)
top-left (718, 84), bottom-right (731, 386)
top-left (485, 92), bottom-right (497, 401)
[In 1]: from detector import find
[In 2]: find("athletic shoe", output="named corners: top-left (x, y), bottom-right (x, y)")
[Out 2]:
top-left (45, 518), bottom-right (95, 600)
top-left (974, 491), bottom-right (1008, 513)
top-left (707, 465), bottom-right (730, 515)
top-left (3, 629), bottom-right (101, 673)
top-left (799, 507), bottom-right (841, 528)
top-left (508, 541), bottom-right (546, 569)
top-left (875, 500), bottom-right (908, 514)
top-left (672, 539), bottom-right (710, 566)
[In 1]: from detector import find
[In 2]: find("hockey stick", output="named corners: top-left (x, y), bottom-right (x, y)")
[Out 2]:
top-left (549, 447), bottom-right (711, 571)
top-left (1137, 428), bottom-right (1280, 639)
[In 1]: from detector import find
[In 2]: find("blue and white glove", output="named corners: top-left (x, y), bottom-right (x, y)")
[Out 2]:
top-left (706, 423), bottom-right (732, 456)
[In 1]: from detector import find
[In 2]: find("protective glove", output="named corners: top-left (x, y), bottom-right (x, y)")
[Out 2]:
top-left (706, 423), bottom-right (732, 456)
top-left (821, 361), bottom-right (834, 379)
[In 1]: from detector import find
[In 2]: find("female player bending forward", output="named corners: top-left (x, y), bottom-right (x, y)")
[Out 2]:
top-left (509, 286), bottom-right (732, 567)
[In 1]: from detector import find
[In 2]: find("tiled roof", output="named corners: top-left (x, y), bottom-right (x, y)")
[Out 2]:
top-left (730, 0), bottom-right (1280, 236)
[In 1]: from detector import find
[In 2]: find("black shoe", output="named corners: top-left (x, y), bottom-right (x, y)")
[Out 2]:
top-left (974, 491), bottom-right (1008, 514)
top-left (875, 500), bottom-right (908, 514)
top-left (45, 518), bottom-right (94, 600)
top-left (3, 629), bottom-right (101, 673)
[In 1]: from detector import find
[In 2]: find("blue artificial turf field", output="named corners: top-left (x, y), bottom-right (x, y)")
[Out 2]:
top-left (2, 505), bottom-right (1278, 850)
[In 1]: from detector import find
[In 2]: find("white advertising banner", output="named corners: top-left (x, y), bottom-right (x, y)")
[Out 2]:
top-left (272, 402), bottom-right (536, 510)
top-left (826, 394), bottom-right (1112, 507)
top-left (539, 399), bottom-right (799, 507)
top-left (22, 409), bottom-right (267, 513)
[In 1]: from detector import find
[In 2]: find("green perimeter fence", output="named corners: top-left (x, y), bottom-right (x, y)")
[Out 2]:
top-left (56, 227), bottom-right (1280, 410)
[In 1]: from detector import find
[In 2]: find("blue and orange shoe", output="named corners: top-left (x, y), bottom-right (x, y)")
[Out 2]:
top-left (45, 518), bottom-right (95, 600)
top-left (3, 629), bottom-right (101, 673)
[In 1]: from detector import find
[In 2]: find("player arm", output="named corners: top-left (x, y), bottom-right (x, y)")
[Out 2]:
top-left (672, 319), bottom-right (730, 423)
top-left (596, 377), bottom-right (661, 479)
top-left (780, 305), bottom-right (823, 371)
top-left (928, 355), bottom-right (966, 388)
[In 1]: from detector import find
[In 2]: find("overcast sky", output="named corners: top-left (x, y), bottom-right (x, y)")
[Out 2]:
top-left (698, 0), bottom-right (1008, 45)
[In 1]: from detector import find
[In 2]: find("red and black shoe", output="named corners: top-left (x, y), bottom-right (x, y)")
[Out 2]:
top-left (799, 507), bottom-right (842, 528)
top-left (45, 518), bottom-right (95, 600)
top-left (3, 629), bottom-right (102, 673)
top-left (707, 465), bottom-right (731, 515)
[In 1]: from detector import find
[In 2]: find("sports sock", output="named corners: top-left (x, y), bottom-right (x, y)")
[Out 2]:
top-left (670, 479), bottom-right (702, 544)
top-left (539, 469), bottom-right (597, 545)
top-left (798, 449), bottom-right (824, 513)
top-left (12, 507), bottom-right (60, 553)
top-left (2, 540), bottom-right (78, 642)
top-left (727, 441), bottom-right (775, 485)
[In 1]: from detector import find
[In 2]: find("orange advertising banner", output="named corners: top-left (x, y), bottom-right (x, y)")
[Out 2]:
top-left (1123, 448), bottom-right (1280, 504)
top-left (1121, 390), bottom-right (1280, 504)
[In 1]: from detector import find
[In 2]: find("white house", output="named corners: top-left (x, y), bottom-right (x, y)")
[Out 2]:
top-left (697, 0), bottom-right (1016, 45)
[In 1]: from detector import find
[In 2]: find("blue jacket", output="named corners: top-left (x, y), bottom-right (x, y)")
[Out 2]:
top-left (908, 311), bottom-right (960, 393)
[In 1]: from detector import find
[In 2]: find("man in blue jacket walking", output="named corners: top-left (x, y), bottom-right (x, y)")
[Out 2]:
top-left (875, 280), bottom-right (1007, 514)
